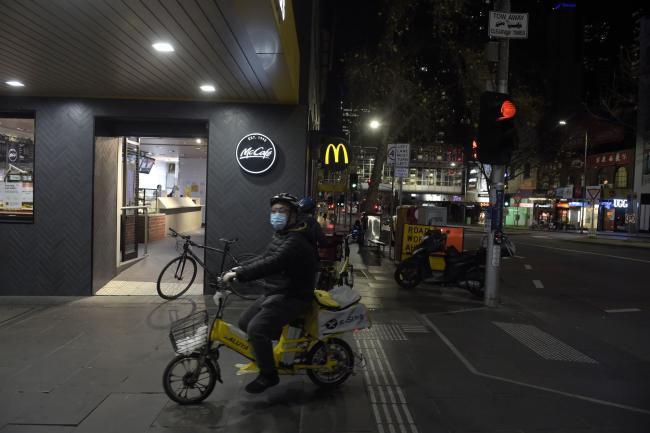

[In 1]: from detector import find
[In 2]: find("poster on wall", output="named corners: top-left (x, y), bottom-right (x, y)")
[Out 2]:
top-left (1, 115), bottom-right (35, 223)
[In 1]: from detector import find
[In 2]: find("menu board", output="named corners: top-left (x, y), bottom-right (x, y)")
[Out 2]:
top-left (1, 117), bottom-right (35, 223)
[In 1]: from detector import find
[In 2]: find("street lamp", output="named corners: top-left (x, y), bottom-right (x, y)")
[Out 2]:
top-left (559, 120), bottom-right (589, 233)
top-left (369, 119), bottom-right (381, 129)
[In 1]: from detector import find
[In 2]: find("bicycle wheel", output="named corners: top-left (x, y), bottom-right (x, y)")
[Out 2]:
top-left (231, 254), bottom-right (266, 298)
top-left (162, 353), bottom-right (217, 404)
top-left (157, 256), bottom-right (198, 300)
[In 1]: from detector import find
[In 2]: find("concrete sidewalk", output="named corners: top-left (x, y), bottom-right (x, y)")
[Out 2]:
top-left (0, 244), bottom-right (648, 432)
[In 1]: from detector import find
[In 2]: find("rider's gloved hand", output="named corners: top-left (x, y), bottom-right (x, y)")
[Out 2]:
top-left (223, 271), bottom-right (237, 283)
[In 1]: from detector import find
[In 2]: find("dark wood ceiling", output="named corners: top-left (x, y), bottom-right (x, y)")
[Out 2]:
top-left (0, 0), bottom-right (299, 103)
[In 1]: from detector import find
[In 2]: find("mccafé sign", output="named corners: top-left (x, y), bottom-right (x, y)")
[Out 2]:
top-left (236, 133), bottom-right (276, 174)
top-left (321, 138), bottom-right (349, 171)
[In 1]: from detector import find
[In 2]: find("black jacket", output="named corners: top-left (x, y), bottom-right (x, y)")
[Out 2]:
top-left (300, 215), bottom-right (328, 249)
top-left (235, 223), bottom-right (317, 301)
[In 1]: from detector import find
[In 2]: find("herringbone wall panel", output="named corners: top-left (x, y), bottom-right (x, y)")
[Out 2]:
top-left (0, 98), bottom-right (307, 295)
top-left (204, 105), bottom-right (307, 277)
top-left (0, 100), bottom-right (95, 295)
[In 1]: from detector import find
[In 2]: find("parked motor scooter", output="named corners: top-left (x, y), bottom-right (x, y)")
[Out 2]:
top-left (394, 230), bottom-right (485, 297)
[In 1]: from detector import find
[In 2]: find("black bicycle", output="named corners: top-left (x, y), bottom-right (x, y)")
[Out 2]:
top-left (157, 228), bottom-right (263, 300)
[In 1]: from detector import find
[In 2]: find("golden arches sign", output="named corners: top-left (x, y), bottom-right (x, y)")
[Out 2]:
top-left (323, 143), bottom-right (349, 166)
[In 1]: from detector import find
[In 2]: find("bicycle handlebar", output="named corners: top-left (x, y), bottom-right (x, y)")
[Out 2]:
top-left (168, 227), bottom-right (190, 240)
top-left (215, 275), bottom-right (258, 301)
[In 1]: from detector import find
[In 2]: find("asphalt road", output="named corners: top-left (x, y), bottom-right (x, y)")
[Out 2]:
top-left (465, 230), bottom-right (650, 363)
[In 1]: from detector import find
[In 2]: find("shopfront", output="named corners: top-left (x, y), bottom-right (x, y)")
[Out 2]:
top-left (599, 198), bottom-right (630, 232)
top-left (504, 202), bottom-right (533, 227)
top-left (0, 98), bottom-right (309, 296)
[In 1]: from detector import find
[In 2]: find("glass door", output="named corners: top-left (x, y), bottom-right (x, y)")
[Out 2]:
top-left (120, 137), bottom-right (139, 261)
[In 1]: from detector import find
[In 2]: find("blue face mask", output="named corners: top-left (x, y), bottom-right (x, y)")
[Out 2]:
top-left (270, 213), bottom-right (288, 231)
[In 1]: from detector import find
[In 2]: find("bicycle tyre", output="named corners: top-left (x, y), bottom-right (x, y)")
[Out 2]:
top-left (162, 353), bottom-right (217, 404)
top-left (157, 256), bottom-right (198, 300)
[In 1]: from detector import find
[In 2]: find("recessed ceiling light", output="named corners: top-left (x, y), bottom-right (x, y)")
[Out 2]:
top-left (152, 42), bottom-right (174, 52)
top-left (6, 80), bottom-right (25, 87)
top-left (196, 138), bottom-right (202, 144)
top-left (200, 84), bottom-right (216, 92)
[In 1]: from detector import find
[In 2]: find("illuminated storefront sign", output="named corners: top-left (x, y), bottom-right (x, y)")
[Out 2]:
top-left (613, 199), bottom-right (628, 208)
top-left (321, 139), bottom-right (349, 171)
top-left (236, 133), bottom-right (276, 174)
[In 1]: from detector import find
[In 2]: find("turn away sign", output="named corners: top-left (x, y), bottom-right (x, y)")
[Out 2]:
top-left (489, 11), bottom-right (529, 39)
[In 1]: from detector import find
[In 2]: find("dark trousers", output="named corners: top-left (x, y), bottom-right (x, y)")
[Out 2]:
top-left (238, 294), bottom-right (311, 376)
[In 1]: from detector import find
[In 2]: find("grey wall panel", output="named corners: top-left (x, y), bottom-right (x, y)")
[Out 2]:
top-left (0, 97), bottom-right (307, 295)
top-left (92, 137), bottom-right (119, 293)
top-left (0, 100), bottom-right (95, 295)
top-left (204, 105), bottom-right (307, 276)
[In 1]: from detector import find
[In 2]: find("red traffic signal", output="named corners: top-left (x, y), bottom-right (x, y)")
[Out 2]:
top-left (478, 91), bottom-right (516, 164)
top-left (498, 100), bottom-right (516, 121)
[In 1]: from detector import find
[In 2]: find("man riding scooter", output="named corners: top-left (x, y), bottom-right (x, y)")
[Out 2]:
top-left (223, 193), bottom-right (317, 393)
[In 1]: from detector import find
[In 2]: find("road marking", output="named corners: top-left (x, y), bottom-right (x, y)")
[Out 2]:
top-left (524, 264), bottom-right (533, 270)
top-left (493, 322), bottom-right (598, 363)
top-left (533, 280), bottom-right (544, 289)
top-left (532, 235), bottom-right (548, 239)
top-left (421, 314), bottom-right (650, 415)
top-left (604, 308), bottom-right (642, 313)
top-left (400, 324), bottom-right (429, 333)
top-left (518, 242), bottom-right (650, 264)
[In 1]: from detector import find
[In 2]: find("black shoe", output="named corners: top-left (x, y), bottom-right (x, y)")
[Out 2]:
top-left (245, 373), bottom-right (280, 394)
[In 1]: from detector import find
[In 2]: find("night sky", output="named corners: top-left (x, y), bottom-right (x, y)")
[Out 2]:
top-left (322, 0), bottom-right (646, 138)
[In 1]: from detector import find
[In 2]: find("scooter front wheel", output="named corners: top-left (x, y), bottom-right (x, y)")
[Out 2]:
top-left (163, 353), bottom-right (217, 404)
top-left (394, 263), bottom-right (422, 289)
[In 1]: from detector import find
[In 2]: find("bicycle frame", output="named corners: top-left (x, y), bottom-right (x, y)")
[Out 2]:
top-left (177, 241), bottom-right (237, 279)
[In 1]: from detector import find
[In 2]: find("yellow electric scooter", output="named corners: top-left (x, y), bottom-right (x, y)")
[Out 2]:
top-left (162, 279), bottom-right (368, 404)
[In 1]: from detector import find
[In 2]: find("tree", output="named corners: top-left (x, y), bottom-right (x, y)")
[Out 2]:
top-left (343, 0), bottom-right (552, 202)
top-left (344, 1), bottom-right (437, 211)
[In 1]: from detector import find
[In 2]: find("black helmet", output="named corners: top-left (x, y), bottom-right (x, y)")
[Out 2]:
top-left (298, 196), bottom-right (316, 213)
top-left (270, 193), bottom-right (299, 210)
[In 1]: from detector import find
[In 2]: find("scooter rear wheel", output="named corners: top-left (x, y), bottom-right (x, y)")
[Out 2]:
top-left (306, 338), bottom-right (354, 388)
top-left (460, 268), bottom-right (485, 297)
top-left (394, 263), bottom-right (422, 289)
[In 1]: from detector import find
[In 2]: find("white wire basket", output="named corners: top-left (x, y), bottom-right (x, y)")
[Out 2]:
top-left (169, 310), bottom-right (209, 354)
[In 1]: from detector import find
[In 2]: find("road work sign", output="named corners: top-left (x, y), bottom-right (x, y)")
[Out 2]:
top-left (489, 12), bottom-right (529, 39)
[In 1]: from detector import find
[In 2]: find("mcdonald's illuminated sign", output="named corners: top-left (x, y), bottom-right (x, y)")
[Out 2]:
top-left (321, 139), bottom-right (349, 171)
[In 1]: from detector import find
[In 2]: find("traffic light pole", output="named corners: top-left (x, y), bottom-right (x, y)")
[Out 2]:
top-left (484, 0), bottom-right (510, 308)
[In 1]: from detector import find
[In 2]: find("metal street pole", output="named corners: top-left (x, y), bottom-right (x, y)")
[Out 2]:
top-left (484, 0), bottom-right (510, 308)
top-left (348, 132), bottom-right (353, 232)
top-left (581, 131), bottom-right (588, 234)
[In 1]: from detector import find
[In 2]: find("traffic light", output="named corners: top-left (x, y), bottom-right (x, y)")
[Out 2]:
top-left (350, 173), bottom-right (358, 189)
top-left (504, 194), bottom-right (512, 207)
top-left (477, 91), bottom-right (516, 164)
